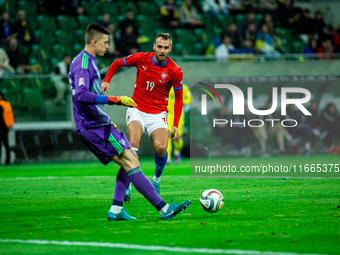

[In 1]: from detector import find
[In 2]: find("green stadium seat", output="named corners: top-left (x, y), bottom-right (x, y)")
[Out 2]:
top-left (194, 28), bottom-right (209, 44)
top-left (57, 15), bottom-right (77, 31)
top-left (18, 0), bottom-right (37, 16)
top-left (255, 14), bottom-right (264, 23)
top-left (171, 43), bottom-right (183, 56)
top-left (175, 29), bottom-right (195, 45)
top-left (21, 88), bottom-right (45, 114)
top-left (139, 42), bottom-right (153, 53)
top-left (74, 29), bottom-right (85, 44)
top-left (55, 30), bottom-right (75, 47)
top-left (37, 15), bottom-right (57, 32)
top-left (292, 40), bottom-right (305, 53)
top-left (20, 78), bottom-right (42, 89)
top-left (98, 2), bottom-right (120, 15)
top-left (38, 31), bottom-right (55, 51)
top-left (217, 15), bottom-right (234, 29)
top-left (0, 78), bottom-right (18, 91)
top-left (28, 44), bottom-right (48, 62)
top-left (137, 15), bottom-right (156, 31)
top-left (275, 27), bottom-right (293, 40)
top-left (235, 14), bottom-right (245, 26)
top-left (83, 1), bottom-right (98, 17)
top-left (193, 43), bottom-right (204, 55)
top-left (120, 2), bottom-right (138, 15)
top-left (138, 2), bottom-right (159, 15)
top-left (73, 44), bottom-right (83, 55)
top-left (77, 15), bottom-right (97, 31)
top-left (52, 44), bottom-right (74, 59)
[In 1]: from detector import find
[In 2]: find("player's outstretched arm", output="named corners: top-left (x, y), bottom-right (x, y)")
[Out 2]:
top-left (101, 82), bottom-right (110, 95)
top-left (171, 126), bottom-right (179, 141)
top-left (107, 96), bottom-right (137, 108)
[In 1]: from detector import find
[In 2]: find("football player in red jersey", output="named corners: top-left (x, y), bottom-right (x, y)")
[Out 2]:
top-left (101, 33), bottom-right (183, 199)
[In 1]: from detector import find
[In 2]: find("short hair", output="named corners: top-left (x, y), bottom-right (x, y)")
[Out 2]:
top-left (155, 33), bottom-right (172, 45)
top-left (85, 24), bottom-right (109, 45)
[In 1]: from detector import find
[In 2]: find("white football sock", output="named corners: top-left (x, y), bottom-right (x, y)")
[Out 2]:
top-left (159, 204), bottom-right (169, 214)
top-left (153, 176), bottom-right (161, 183)
top-left (110, 205), bottom-right (122, 214)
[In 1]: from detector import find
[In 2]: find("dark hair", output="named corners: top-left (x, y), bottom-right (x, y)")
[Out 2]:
top-left (85, 24), bottom-right (109, 45)
top-left (155, 33), bottom-right (172, 45)
top-left (0, 92), bottom-right (4, 100)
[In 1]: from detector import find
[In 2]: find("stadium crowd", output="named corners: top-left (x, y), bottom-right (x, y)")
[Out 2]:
top-left (0, 0), bottom-right (339, 75)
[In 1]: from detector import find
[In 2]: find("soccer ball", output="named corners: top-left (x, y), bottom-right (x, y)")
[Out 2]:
top-left (200, 189), bottom-right (224, 213)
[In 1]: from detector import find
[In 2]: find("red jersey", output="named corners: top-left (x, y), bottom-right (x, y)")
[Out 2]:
top-left (105, 52), bottom-right (183, 109)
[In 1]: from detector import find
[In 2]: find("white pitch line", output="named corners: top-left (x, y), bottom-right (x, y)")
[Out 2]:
top-left (0, 176), bottom-right (189, 181)
top-left (0, 176), bottom-right (113, 181)
top-left (0, 239), bottom-right (330, 255)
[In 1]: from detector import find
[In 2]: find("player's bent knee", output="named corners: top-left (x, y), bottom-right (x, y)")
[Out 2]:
top-left (155, 144), bottom-right (167, 156)
top-left (129, 138), bottom-right (140, 148)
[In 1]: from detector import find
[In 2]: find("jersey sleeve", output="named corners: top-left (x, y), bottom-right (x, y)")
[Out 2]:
top-left (74, 69), bottom-right (97, 104)
top-left (123, 52), bottom-right (144, 67)
top-left (103, 52), bottom-right (144, 83)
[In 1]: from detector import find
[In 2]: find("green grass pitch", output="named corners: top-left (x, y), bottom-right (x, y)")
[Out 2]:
top-left (0, 155), bottom-right (340, 255)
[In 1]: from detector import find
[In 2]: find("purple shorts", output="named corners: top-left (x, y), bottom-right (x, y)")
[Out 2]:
top-left (78, 125), bottom-right (131, 165)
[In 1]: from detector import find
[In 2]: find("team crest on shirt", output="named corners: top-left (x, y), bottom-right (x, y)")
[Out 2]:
top-left (79, 77), bottom-right (85, 86)
top-left (159, 72), bottom-right (168, 83)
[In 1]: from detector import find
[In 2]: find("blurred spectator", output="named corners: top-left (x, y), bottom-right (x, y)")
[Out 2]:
top-left (12, 10), bottom-right (37, 45)
top-left (242, 0), bottom-right (257, 13)
top-left (44, 0), bottom-right (84, 16)
top-left (118, 9), bottom-right (140, 37)
top-left (238, 11), bottom-right (256, 37)
top-left (237, 39), bottom-right (255, 53)
top-left (6, 38), bottom-right (30, 74)
top-left (320, 103), bottom-right (340, 155)
top-left (179, 0), bottom-right (205, 29)
top-left (104, 24), bottom-right (120, 58)
top-left (317, 39), bottom-right (335, 60)
top-left (212, 105), bottom-right (251, 156)
top-left (0, 12), bottom-right (13, 45)
top-left (227, 0), bottom-right (244, 15)
top-left (226, 23), bottom-right (242, 48)
top-left (258, 13), bottom-right (275, 36)
top-left (240, 22), bottom-right (257, 46)
top-left (296, 9), bottom-right (314, 44)
top-left (253, 100), bottom-right (296, 155)
top-left (0, 48), bottom-right (14, 76)
top-left (52, 54), bottom-right (71, 105)
top-left (215, 34), bottom-right (235, 62)
top-left (0, 91), bottom-right (14, 165)
top-left (306, 100), bottom-right (322, 132)
top-left (313, 11), bottom-right (325, 38)
top-left (119, 25), bottom-right (140, 57)
top-left (255, 23), bottom-right (282, 57)
top-left (333, 26), bottom-right (340, 52)
top-left (285, 104), bottom-right (321, 155)
top-left (277, 0), bottom-right (302, 29)
top-left (304, 37), bottom-right (318, 55)
top-left (319, 25), bottom-right (335, 45)
top-left (202, 0), bottom-right (229, 20)
top-left (160, 0), bottom-right (180, 29)
top-left (98, 13), bottom-right (110, 28)
top-left (258, 0), bottom-right (278, 14)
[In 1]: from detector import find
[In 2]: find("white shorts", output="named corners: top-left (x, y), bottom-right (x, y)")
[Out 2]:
top-left (126, 108), bottom-right (168, 136)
